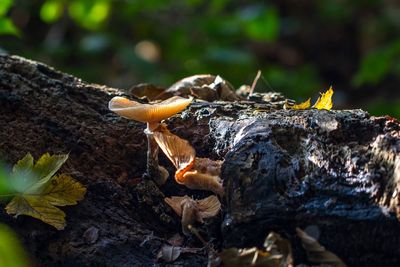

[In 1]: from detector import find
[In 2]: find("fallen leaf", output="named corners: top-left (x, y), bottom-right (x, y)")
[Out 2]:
top-left (157, 244), bottom-right (203, 262)
top-left (157, 245), bottom-right (182, 262)
top-left (296, 228), bottom-right (346, 267)
top-left (11, 153), bottom-right (68, 192)
top-left (83, 226), bottom-right (99, 244)
top-left (284, 98), bottom-right (311, 110)
top-left (3, 153), bottom-right (86, 230)
top-left (129, 83), bottom-right (168, 101)
top-left (158, 74), bottom-right (241, 101)
top-left (313, 86), bottom-right (334, 110)
top-left (167, 233), bottom-right (184, 247)
top-left (220, 232), bottom-right (293, 267)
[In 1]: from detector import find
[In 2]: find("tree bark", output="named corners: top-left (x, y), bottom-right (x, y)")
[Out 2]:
top-left (0, 55), bottom-right (399, 267)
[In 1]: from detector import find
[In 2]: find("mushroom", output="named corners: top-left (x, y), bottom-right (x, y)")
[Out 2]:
top-left (164, 195), bottom-right (221, 236)
top-left (153, 125), bottom-right (224, 196)
top-left (108, 96), bottom-right (192, 185)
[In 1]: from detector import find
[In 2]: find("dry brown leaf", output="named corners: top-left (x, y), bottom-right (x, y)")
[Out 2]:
top-left (220, 232), bottom-right (293, 267)
top-left (167, 233), bottom-right (184, 247)
top-left (296, 228), bottom-right (346, 267)
top-left (130, 83), bottom-right (167, 101)
top-left (157, 244), bottom-right (203, 262)
top-left (157, 245), bottom-right (182, 262)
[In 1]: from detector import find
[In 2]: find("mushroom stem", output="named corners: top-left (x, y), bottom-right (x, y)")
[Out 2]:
top-left (144, 122), bottom-right (165, 185)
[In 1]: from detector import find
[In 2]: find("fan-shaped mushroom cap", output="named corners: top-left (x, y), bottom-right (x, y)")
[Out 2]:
top-left (164, 195), bottom-right (221, 235)
top-left (180, 170), bottom-right (224, 196)
top-left (154, 128), bottom-right (224, 195)
top-left (108, 96), bottom-right (192, 123)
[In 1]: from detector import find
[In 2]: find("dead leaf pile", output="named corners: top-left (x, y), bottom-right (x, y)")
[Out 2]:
top-left (0, 153), bottom-right (86, 230)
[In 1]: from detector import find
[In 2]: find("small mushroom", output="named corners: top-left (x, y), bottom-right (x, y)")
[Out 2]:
top-left (108, 96), bottom-right (192, 185)
top-left (164, 195), bottom-right (221, 235)
top-left (153, 125), bottom-right (224, 196)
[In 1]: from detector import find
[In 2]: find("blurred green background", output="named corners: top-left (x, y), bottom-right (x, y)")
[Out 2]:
top-left (1, 0), bottom-right (399, 117)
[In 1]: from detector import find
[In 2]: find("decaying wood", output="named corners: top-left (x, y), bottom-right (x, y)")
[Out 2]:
top-left (0, 55), bottom-right (399, 267)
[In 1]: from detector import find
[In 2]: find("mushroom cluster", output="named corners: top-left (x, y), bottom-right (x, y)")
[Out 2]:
top-left (108, 96), bottom-right (192, 185)
top-left (108, 94), bottom-right (222, 235)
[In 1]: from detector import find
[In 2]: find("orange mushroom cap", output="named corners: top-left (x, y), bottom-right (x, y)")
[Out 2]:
top-left (108, 96), bottom-right (192, 123)
top-left (153, 128), bottom-right (224, 196)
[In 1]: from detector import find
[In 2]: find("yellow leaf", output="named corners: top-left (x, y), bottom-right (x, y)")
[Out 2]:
top-left (284, 98), bottom-right (311, 110)
top-left (4, 153), bottom-right (86, 230)
top-left (313, 86), bottom-right (334, 110)
top-left (41, 174), bottom-right (86, 206)
top-left (31, 153), bottom-right (69, 190)
top-left (6, 174), bottom-right (86, 230)
top-left (5, 195), bottom-right (66, 230)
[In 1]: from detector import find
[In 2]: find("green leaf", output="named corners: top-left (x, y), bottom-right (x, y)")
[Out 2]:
top-left (68, 0), bottom-right (110, 30)
top-left (0, 0), bottom-right (13, 16)
top-left (11, 153), bottom-right (35, 192)
top-left (0, 224), bottom-right (30, 267)
top-left (40, 0), bottom-right (64, 23)
top-left (353, 39), bottom-right (400, 86)
top-left (240, 6), bottom-right (280, 42)
top-left (0, 17), bottom-right (20, 36)
top-left (0, 164), bottom-right (14, 195)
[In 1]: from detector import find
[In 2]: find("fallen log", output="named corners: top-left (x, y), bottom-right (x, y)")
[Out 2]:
top-left (0, 55), bottom-right (399, 267)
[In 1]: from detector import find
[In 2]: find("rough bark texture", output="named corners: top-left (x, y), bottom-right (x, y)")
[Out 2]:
top-left (0, 55), bottom-right (399, 267)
